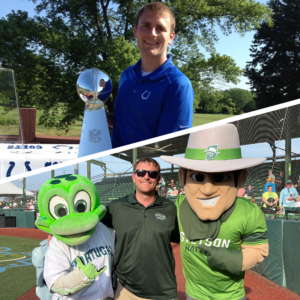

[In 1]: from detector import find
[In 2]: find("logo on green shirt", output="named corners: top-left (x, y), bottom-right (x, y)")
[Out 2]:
top-left (155, 213), bottom-right (166, 220)
top-left (204, 144), bottom-right (220, 160)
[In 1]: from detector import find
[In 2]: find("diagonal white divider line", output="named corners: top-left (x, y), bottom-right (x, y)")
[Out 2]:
top-left (0, 98), bottom-right (299, 184)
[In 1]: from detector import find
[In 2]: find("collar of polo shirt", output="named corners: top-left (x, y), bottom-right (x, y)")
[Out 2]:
top-left (128, 192), bottom-right (163, 205)
top-left (133, 55), bottom-right (174, 80)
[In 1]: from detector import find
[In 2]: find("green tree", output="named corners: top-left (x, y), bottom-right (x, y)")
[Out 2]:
top-left (196, 90), bottom-right (236, 115)
top-left (245, 0), bottom-right (300, 109)
top-left (222, 88), bottom-right (254, 114)
top-left (0, 0), bottom-right (272, 130)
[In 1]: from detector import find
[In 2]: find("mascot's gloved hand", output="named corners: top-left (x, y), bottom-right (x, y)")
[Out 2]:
top-left (198, 244), bottom-right (243, 275)
top-left (76, 257), bottom-right (107, 280)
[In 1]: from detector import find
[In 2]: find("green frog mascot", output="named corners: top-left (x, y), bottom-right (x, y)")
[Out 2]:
top-left (161, 124), bottom-right (269, 300)
top-left (33, 174), bottom-right (115, 300)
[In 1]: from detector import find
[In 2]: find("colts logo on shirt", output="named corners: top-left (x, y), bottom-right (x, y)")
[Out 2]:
top-left (141, 90), bottom-right (151, 99)
top-left (155, 213), bottom-right (166, 220)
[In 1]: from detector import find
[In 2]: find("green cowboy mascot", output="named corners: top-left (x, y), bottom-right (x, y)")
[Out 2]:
top-left (161, 124), bottom-right (269, 300)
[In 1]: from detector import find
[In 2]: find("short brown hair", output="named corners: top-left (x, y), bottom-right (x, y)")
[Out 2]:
top-left (136, 2), bottom-right (176, 32)
top-left (133, 157), bottom-right (160, 173)
top-left (250, 198), bottom-right (256, 204)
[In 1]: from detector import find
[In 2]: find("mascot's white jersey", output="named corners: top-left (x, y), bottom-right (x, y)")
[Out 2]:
top-left (44, 222), bottom-right (115, 300)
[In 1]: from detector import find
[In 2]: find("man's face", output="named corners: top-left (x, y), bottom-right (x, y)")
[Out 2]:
top-left (268, 186), bottom-right (273, 192)
top-left (132, 162), bottom-right (160, 195)
top-left (269, 171), bottom-right (272, 175)
top-left (280, 172), bottom-right (283, 176)
top-left (134, 10), bottom-right (175, 61)
top-left (287, 183), bottom-right (291, 189)
top-left (99, 79), bottom-right (106, 88)
top-left (248, 185), bottom-right (252, 189)
top-left (184, 170), bottom-right (238, 221)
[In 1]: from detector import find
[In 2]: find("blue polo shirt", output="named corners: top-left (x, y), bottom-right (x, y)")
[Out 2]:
top-left (111, 56), bottom-right (194, 148)
top-left (279, 187), bottom-right (298, 207)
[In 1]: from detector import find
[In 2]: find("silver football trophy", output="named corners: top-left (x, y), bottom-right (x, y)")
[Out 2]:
top-left (77, 68), bottom-right (112, 158)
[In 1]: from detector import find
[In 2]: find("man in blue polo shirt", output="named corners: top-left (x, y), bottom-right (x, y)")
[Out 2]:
top-left (107, 2), bottom-right (194, 148)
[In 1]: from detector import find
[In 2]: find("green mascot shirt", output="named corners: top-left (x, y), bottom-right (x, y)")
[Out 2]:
top-left (176, 195), bottom-right (268, 300)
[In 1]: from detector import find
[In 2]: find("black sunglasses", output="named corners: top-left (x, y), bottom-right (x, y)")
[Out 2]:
top-left (134, 169), bottom-right (160, 179)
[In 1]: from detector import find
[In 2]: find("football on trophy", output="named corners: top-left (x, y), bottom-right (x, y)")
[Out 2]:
top-left (76, 68), bottom-right (112, 111)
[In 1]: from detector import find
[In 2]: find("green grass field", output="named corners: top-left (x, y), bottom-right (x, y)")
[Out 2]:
top-left (0, 236), bottom-right (42, 300)
top-left (0, 105), bottom-right (83, 137)
top-left (192, 113), bottom-right (233, 127)
top-left (0, 104), bottom-right (233, 138)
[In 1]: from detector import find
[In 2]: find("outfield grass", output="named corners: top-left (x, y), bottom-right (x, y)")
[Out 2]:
top-left (0, 235), bottom-right (42, 300)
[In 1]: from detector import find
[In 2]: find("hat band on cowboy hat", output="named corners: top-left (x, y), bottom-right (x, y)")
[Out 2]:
top-left (185, 147), bottom-right (242, 161)
top-left (161, 124), bottom-right (266, 173)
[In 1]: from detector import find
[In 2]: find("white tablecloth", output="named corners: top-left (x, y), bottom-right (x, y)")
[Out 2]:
top-left (0, 144), bottom-right (78, 178)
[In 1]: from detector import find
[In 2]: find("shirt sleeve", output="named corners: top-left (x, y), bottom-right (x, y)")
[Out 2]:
top-left (44, 237), bottom-right (71, 290)
top-left (157, 75), bottom-right (194, 136)
top-left (242, 204), bottom-right (268, 246)
top-left (171, 214), bottom-right (180, 243)
top-left (293, 188), bottom-right (299, 199)
top-left (101, 202), bottom-right (114, 228)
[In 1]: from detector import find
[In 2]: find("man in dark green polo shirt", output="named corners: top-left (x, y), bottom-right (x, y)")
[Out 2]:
top-left (101, 157), bottom-right (179, 300)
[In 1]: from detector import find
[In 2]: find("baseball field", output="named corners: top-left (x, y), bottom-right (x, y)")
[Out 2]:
top-left (0, 228), bottom-right (299, 300)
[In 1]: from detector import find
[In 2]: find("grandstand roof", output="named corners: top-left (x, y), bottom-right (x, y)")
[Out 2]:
top-left (0, 181), bottom-right (34, 198)
top-left (112, 133), bottom-right (189, 163)
top-left (112, 104), bottom-right (300, 163)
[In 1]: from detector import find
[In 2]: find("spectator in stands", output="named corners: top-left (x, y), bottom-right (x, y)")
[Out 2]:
top-left (2, 203), bottom-right (9, 209)
top-left (262, 185), bottom-right (279, 209)
top-left (168, 179), bottom-right (176, 189)
top-left (159, 176), bottom-right (165, 189)
top-left (250, 198), bottom-right (257, 205)
top-left (244, 184), bottom-right (254, 197)
top-left (101, 157), bottom-right (179, 300)
top-left (276, 171), bottom-right (285, 192)
top-left (179, 188), bottom-right (185, 195)
top-left (161, 187), bottom-right (166, 197)
top-left (0, 210), bottom-right (4, 216)
top-left (13, 201), bottom-right (17, 208)
top-left (279, 180), bottom-right (298, 214)
top-left (29, 201), bottom-right (35, 211)
top-left (266, 170), bottom-right (275, 184)
top-left (288, 176), bottom-right (297, 187)
top-left (25, 203), bottom-right (30, 211)
top-left (171, 187), bottom-right (179, 196)
top-left (167, 187), bottom-right (173, 196)
top-left (237, 187), bottom-right (245, 197)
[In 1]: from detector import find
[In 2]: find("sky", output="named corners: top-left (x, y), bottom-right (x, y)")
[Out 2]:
top-left (0, 0), bottom-right (269, 91)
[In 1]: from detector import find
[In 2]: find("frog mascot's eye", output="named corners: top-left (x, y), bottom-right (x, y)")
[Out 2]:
top-left (49, 196), bottom-right (69, 219)
top-left (74, 191), bottom-right (91, 213)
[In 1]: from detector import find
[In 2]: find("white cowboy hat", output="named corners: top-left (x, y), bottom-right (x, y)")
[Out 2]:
top-left (161, 124), bottom-right (266, 172)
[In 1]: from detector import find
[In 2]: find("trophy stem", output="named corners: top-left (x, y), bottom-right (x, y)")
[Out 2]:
top-left (78, 107), bottom-right (112, 158)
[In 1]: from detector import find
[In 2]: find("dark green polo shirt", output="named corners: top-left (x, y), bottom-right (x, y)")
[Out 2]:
top-left (101, 192), bottom-right (179, 299)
